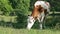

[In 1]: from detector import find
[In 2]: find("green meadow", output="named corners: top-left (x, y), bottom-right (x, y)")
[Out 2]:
top-left (0, 26), bottom-right (60, 34)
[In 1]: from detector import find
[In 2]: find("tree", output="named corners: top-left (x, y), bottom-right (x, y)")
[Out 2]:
top-left (0, 0), bottom-right (13, 15)
top-left (16, 0), bottom-right (30, 15)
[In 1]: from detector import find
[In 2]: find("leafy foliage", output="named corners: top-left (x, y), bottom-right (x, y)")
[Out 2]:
top-left (0, 0), bottom-right (60, 15)
top-left (0, 0), bottom-right (13, 15)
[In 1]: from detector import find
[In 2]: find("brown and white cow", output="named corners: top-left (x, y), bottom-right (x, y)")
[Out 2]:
top-left (27, 1), bottom-right (50, 30)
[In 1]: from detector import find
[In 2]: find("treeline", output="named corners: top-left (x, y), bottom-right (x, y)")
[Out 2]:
top-left (0, 0), bottom-right (60, 16)
top-left (0, 0), bottom-right (30, 16)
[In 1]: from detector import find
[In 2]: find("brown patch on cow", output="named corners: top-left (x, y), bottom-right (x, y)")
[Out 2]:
top-left (31, 5), bottom-right (42, 19)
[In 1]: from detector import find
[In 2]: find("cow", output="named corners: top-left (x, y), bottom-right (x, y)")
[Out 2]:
top-left (27, 1), bottom-right (50, 30)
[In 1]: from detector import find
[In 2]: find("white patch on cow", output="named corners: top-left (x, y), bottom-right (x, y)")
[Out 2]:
top-left (34, 1), bottom-right (50, 12)
top-left (27, 16), bottom-right (35, 30)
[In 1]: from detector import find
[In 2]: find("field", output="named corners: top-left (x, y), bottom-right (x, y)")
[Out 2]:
top-left (0, 26), bottom-right (60, 34)
top-left (0, 12), bottom-right (60, 34)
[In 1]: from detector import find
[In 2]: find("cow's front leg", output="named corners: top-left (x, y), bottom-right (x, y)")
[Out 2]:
top-left (37, 16), bottom-right (43, 29)
top-left (39, 16), bottom-right (45, 29)
top-left (40, 11), bottom-right (45, 29)
top-left (38, 18), bottom-right (43, 29)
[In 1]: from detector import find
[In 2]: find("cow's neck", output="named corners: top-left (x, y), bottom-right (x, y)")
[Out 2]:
top-left (31, 8), bottom-right (40, 19)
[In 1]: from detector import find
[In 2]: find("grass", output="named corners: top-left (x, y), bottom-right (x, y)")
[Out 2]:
top-left (0, 26), bottom-right (60, 34)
